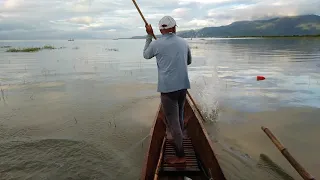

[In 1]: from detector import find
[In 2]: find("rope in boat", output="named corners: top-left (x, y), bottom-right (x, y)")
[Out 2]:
top-left (107, 133), bottom-right (151, 179)
top-left (123, 133), bottom-right (151, 155)
top-left (108, 133), bottom-right (151, 164)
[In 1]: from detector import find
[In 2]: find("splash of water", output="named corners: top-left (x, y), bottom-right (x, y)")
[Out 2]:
top-left (189, 57), bottom-right (222, 122)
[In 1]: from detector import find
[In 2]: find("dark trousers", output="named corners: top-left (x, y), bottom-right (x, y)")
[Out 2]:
top-left (161, 89), bottom-right (186, 157)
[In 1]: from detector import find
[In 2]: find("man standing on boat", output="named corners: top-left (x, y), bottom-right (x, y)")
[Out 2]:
top-left (143, 16), bottom-right (192, 165)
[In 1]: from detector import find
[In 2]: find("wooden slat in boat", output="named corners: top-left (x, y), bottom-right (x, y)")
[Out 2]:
top-left (160, 138), bottom-right (201, 178)
top-left (140, 95), bottom-right (226, 180)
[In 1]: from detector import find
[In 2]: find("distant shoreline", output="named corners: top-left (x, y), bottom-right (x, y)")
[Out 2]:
top-left (1, 34), bottom-right (319, 41)
top-left (225, 34), bottom-right (320, 38)
top-left (118, 34), bottom-right (320, 40)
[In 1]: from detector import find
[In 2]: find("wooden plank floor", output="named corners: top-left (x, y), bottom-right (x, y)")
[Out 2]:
top-left (159, 138), bottom-right (201, 176)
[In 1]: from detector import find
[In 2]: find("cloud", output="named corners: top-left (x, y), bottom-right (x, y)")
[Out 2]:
top-left (187, 19), bottom-right (215, 27)
top-left (0, 20), bottom-right (36, 31)
top-left (177, 18), bottom-right (216, 30)
top-left (207, 0), bottom-right (320, 22)
top-left (0, 0), bottom-right (319, 39)
top-left (3, 0), bottom-right (20, 9)
top-left (178, 0), bottom-right (239, 5)
top-left (70, 0), bottom-right (104, 13)
top-left (67, 16), bottom-right (94, 25)
top-left (172, 8), bottom-right (191, 18)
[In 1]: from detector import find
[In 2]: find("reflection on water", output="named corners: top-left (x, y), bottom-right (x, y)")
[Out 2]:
top-left (0, 38), bottom-right (319, 179)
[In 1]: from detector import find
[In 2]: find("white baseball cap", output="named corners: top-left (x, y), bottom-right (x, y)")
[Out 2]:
top-left (158, 16), bottom-right (177, 30)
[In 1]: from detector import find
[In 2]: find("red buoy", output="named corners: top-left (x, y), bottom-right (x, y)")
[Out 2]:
top-left (257, 76), bottom-right (265, 81)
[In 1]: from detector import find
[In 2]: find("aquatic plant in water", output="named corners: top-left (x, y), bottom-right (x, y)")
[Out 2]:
top-left (106, 48), bottom-right (119, 51)
top-left (43, 45), bottom-right (56, 49)
top-left (6, 45), bottom-right (57, 52)
top-left (6, 47), bottom-right (42, 52)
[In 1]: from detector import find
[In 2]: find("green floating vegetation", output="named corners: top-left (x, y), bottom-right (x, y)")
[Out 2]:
top-left (106, 48), bottom-right (119, 51)
top-left (6, 47), bottom-right (41, 52)
top-left (6, 45), bottom-right (57, 52)
top-left (43, 45), bottom-right (56, 49)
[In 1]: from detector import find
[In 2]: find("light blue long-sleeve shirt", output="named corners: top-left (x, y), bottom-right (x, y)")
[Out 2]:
top-left (143, 33), bottom-right (192, 93)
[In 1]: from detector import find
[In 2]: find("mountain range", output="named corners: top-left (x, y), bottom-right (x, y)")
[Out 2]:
top-left (129, 15), bottom-right (320, 39)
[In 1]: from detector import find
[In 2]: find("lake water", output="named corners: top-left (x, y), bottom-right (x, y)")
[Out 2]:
top-left (0, 38), bottom-right (319, 180)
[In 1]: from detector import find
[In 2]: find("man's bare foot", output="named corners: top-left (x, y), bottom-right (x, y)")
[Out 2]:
top-left (165, 156), bottom-right (186, 165)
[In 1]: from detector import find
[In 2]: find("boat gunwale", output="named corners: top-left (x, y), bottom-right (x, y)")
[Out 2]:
top-left (140, 103), bottom-right (165, 180)
top-left (186, 95), bottom-right (226, 180)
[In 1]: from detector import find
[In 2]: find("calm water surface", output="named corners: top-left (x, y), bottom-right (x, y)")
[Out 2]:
top-left (0, 38), bottom-right (319, 180)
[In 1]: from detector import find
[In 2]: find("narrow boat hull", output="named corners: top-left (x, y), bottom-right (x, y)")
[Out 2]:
top-left (141, 95), bottom-right (226, 180)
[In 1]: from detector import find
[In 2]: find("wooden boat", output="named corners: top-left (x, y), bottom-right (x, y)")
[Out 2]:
top-left (141, 94), bottom-right (226, 180)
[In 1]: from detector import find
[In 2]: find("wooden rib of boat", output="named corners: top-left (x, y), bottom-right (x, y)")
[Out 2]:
top-left (141, 94), bottom-right (226, 180)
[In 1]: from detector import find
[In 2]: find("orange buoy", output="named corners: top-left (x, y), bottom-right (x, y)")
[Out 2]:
top-left (257, 76), bottom-right (265, 81)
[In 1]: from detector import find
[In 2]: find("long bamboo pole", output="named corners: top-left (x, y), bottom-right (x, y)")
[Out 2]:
top-left (132, 0), bottom-right (157, 40)
top-left (261, 126), bottom-right (315, 180)
top-left (132, 0), bottom-right (206, 122)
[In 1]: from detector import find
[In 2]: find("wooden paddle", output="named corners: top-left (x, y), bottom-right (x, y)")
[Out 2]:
top-left (132, 0), bottom-right (206, 122)
top-left (261, 126), bottom-right (315, 180)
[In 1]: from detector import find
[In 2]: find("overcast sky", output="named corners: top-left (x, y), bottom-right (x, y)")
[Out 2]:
top-left (0, 0), bottom-right (319, 39)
